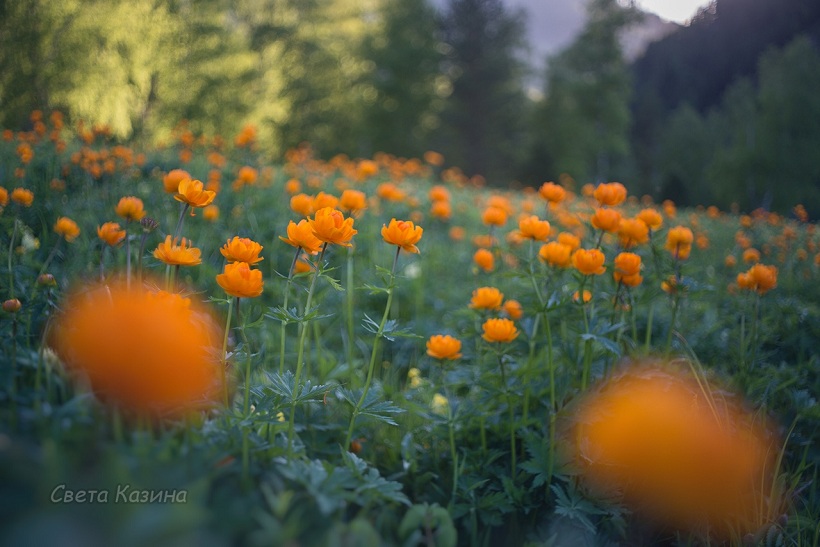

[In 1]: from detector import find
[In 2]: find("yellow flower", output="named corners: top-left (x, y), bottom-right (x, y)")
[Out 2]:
top-left (382, 218), bottom-right (423, 254)
top-left (97, 222), bottom-right (126, 246)
top-left (309, 207), bottom-right (357, 247)
top-left (54, 217), bottom-right (80, 242)
top-left (469, 287), bottom-right (503, 310)
top-left (162, 169), bottom-right (191, 193)
top-left (153, 236), bottom-right (202, 266)
top-left (426, 335), bottom-right (463, 360)
top-left (11, 188), bottom-right (34, 207)
top-left (572, 248), bottom-right (606, 276)
top-left (431, 393), bottom-right (449, 415)
top-left (220, 236), bottom-right (264, 265)
top-left (517, 215), bottom-right (551, 241)
top-left (280, 219), bottom-right (323, 255)
top-left (216, 261), bottom-right (264, 298)
top-left (115, 196), bottom-right (145, 222)
top-left (174, 178), bottom-right (216, 208)
top-left (481, 318), bottom-right (519, 343)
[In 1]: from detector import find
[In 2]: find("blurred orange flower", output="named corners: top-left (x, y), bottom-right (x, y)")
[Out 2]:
top-left (503, 299), bottom-right (523, 320)
top-left (382, 218), bottom-right (423, 254)
top-left (637, 208), bottom-right (663, 230)
top-left (221, 237), bottom-right (264, 265)
top-left (54, 217), bottom-right (80, 242)
top-left (290, 193), bottom-right (314, 217)
top-left (429, 185), bottom-right (450, 202)
top-left (539, 242), bottom-right (572, 268)
top-left (313, 191), bottom-right (339, 211)
top-left (0, 187), bottom-right (8, 207)
top-left (613, 252), bottom-right (643, 287)
top-left (538, 181), bottom-right (566, 204)
top-left (426, 335), bottom-right (462, 360)
top-left (340, 189), bottom-right (367, 214)
top-left (481, 318), bottom-right (519, 343)
top-left (216, 261), bottom-right (264, 298)
top-left (115, 196), bottom-right (145, 222)
top-left (162, 169), bottom-right (191, 194)
top-left (153, 236), bottom-right (202, 267)
top-left (309, 207), bottom-right (357, 247)
top-left (665, 226), bottom-right (694, 260)
top-left (11, 188), bottom-right (34, 207)
top-left (591, 208), bottom-right (622, 233)
top-left (737, 264), bottom-right (778, 295)
top-left (175, 178), bottom-right (216, 208)
top-left (473, 248), bottom-right (494, 272)
top-left (97, 222), bottom-right (126, 246)
top-left (49, 282), bottom-right (224, 417)
top-left (742, 248), bottom-right (760, 263)
top-left (618, 218), bottom-right (649, 248)
top-left (593, 182), bottom-right (627, 206)
top-left (572, 248), bottom-right (606, 276)
top-left (481, 206), bottom-right (507, 227)
top-left (517, 215), bottom-right (551, 241)
top-left (431, 200), bottom-right (452, 220)
top-left (469, 287), bottom-right (503, 310)
top-left (557, 232), bottom-right (581, 250)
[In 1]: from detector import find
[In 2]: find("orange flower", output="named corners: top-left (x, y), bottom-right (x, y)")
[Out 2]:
top-left (3, 298), bottom-right (22, 313)
top-left (162, 169), bottom-right (191, 193)
top-left (738, 264), bottom-right (778, 295)
top-left (557, 232), bottom-right (581, 251)
top-left (290, 193), bottom-right (314, 217)
top-left (423, 150), bottom-right (444, 166)
top-left (429, 185), bottom-right (450, 202)
top-left (573, 289), bottom-right (592, 304)
top-left (97, 222), bottom-right (126, 246)
top-left (203, 205), bottom-right (219, 222)
top-left (236, 165), bottom-right (258, 185)
top-left (565, 365), bottom-right (779, 538)
top-left (503, 299), bottom-right (523, 320)
top-left (285, 178), bottom-right (302, 195)
top-left (153, 236), bottom-right (202, 267)
top-left (637, 208), bottom-right (663, 230)
top-left (0, 187), bottom-right (8, 207)
top-left (54, 217), bottom-right (80, 242)
top-left (221, 237), bottom-right (264, 265)
top-left (280, 219), bottom-right (323, 254)
top-left (313, 191), bottom-right (339, 211)
top-left (742, 248), bottom-right (760, 264)
top-left (216, 261), bottom-right (264, 298)
top-left (593, 182), bottom-right (627, 206)
top-left (115, 196), bottom-right (145, 222)
top-left (572, 248), bottom-right (606, 276)
top-left (481, 206), bottom-right (507, 226)
top-left (538, 181), bottom-right (566, 204)
top-left (449, 226), bottom-right (465, 241)
top-left (431, 200), bottom-right (452, 220)
top-left (49, 282), bottom-right (224, 417)
top-left (618, 218), bottom-right (649, 248)
top-left (666, 226), bottom-right (694, 259)
top-left (309, 207), bottom-right (357, 247)
top-left (376, 182), bottom-right (406, 202)
top-left (539, 242), bottom-right (572, 268)
top-left (175, 178), bottom-right (216, 208)
top-left (426, 335), bottom-right (462, 360)
top-left (11, 188), bottom-right (34, 207)
top-left (294, 258), bottom-right (314, 274)
top-left (474, 248), bottom-right (494, 272)
top-left (613, 252), bottom-right (643, 287)
top-left (382, 219), bottom-right (423, 254)
top-left (517, 215), bottom-right (551, 241)
top-left (340, 189), bottom-right (367, 214)
top-left (724, 255), bottom-right (737, 268)
top-left (469, 287), bottom-right (503, 310)
top-left (591, 208), bottom-right (622, 233)
top-left (481, 318), bottom-right (519, 343)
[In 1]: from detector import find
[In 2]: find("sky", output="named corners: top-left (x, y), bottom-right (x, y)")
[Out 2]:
top-left (636, 0), bottom-right (713, 23)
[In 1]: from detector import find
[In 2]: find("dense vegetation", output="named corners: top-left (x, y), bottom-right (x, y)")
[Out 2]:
top-left (1, 116), bottom-right (818, 545)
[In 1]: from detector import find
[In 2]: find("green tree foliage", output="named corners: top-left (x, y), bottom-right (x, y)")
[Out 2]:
top-left (530, 0), bottom-right (638, 185)
top-left (437, 0), bottom-right (529, 184)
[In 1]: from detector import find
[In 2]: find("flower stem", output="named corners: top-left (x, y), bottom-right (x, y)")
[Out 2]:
top-left (346, 246), bottom-right (355, 384)
top-left (345, 246), bottom-right (400, 449)
top-left (498, 355), bottom-right (516, 481)
top-left (221, 298), bottom-right (236, 408)
top-left (8, 216), bottom-right (18, 298)
top-left (279, 247), bottom-right (301, 375)
top-left (125, 224), bottom-right (132, 291)
top-left (239, 300), bottom-right (253, 484)
top-left (288, 243), bottom-right (327, 456)
top-left (38, 238), bottom-right (61, 278)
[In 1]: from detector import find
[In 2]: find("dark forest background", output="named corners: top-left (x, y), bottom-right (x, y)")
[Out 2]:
top-left (1, 0), bottom-right (819, 213)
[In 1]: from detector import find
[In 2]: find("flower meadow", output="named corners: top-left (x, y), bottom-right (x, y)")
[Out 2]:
top-left (1, 115), bottom-right (819, 546)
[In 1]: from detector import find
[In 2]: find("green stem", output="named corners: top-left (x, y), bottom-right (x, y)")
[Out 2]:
top-left (346, 246), bottom-right (356, 384)
top-left (8, 216), bottom-right (18, 298)
top-left (165, 203), bottom-right (189, 284)
top-left (749, 293), bottom-right (760, 373)
top-left (125, 224), bottom-right (131, 291)
top-left (137, 232), bottom-right (148, 287)
top-left (447, 389), bottom-right (458, 509)
top-left (644, 303), bottom-right (654, 353)
top-left (288, 243), bottom-right (327, 456)
top-left (38, 238), bottom-right (61, 278)
top-left (239, 299), bottom-right (253, 484)
top-left (499, 355), bottom-right (516, 481)
top-left (665, 295), bottom-right (680, 357)
top-left (345, 246), bottom-right (400, 449)
top-left (221, 298), bottom-right (236, 408)
top-left (279, 247), bottom-right (301, 375)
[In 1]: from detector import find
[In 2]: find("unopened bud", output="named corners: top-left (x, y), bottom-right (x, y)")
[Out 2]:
top-left (3, 299), bottom-right (22, 313)
top-left (37, 273), bottom-right (56, 286)
top-left (140, 217), bottom-right (159, 233)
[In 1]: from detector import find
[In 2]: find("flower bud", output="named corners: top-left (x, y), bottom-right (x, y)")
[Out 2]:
top-left (3, 299), bottom-right (22, 313)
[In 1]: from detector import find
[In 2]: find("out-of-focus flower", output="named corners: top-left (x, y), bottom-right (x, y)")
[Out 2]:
top-left (557, 232), bottom-right (581, 250)
top-left (618, 218), bottom-right (649, 248)
top-left (474, 248), bottom-right (494, 272)
top-left (54, 217), bottom-right (80, 242)
top-left (115, 196), bottom-right (145, 222)
top-left (431, 393), bottom-right (449, 415)
top-left (290, 193), bottom-right (314, 217)
top-left (518, 215), bottom-right (551, 241)
top-left (431, 200), bottom-right (452, 220)
top-left (469, 287), bottom-right (503, 310)
top-left (591, 208), bottom-right (622, 233)
top-left (429, 185), bottom-right (450, 202)
top-left (593, 182), bottom-right (627, 207)
top-left (162, 169), bottom-right (191, 194)
top-left (538, 182), bottom-right (566, 204)
top-left (503, 299), bottom-right (523, 320)
top-left (97, 222), bottom-right (126, 246)
top-left (637, 208), bottom-right (663, 231)
top-left (309, 207), bottom-right (357, 247)
top-left (216, 261), bottom-right (264, 298)
top-left (424, 151), bottom-right (444, 166)
top-left (0, 187), bottom-right (8, 207)
top-left (153, 236), bottom-right (202, 267)
top-left (203, 205), bottom-right (219, 222)
top-left (49, 282), bottom-right (224, 417)
top-left (313, 191), bottom-right (338, 211)
top-left (572, 248), bottom-right (606, 276)
top-left (482, 206), bottom-right (507, 227)
top-left (382, 218), bottom-right (423, 254)
top-left (742, 248), bottom-right (760, 264)
top-left (737, 264), bottom-right (777, 295)
top-left (573, 289), bottom-right (592, 304)
top-left (426, 335), bottom-right (462, 360)
top-left (221, 237), bottom-right (263, 265)
top-left (481, 318), bottom-right (519, 343)
top-left (613, 252), bottom-right (643, 287)
top-left (539, 242), bottom-right (572, 268)
top-left (666, 226), bottom-right (694, 260)
top-left (563, 364), bottom-right (780, 539)
top-left (11, 188), bottom-right (34, 207)
top-left (340, 189), bottom-right (367, 214)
